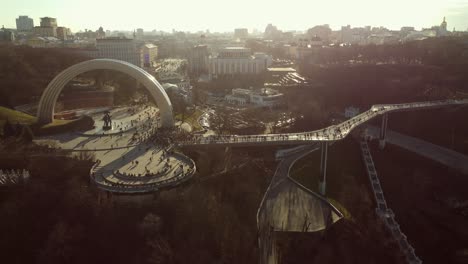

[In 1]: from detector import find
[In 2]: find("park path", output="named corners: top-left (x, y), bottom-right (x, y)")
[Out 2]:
top-left (257, 144), bottom-right (343, 264)
top-left (366, 126), bottom-right (468, 174)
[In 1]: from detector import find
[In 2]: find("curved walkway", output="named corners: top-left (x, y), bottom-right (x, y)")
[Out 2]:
top-left (36, 106), bottom-right (196, 194)
top-left (180, 99), bottom-right (468, 147)
top-left (257, 144), bottom-right (343, 264)
top-left (90, 151), bottom-right (196, 194)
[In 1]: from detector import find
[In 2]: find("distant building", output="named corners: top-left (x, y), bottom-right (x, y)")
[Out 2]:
top-left (341, 25), bottom-right (352, 43)
top-left (400, 27), bottom-right (415, 38)
top-left (97, 27), bottom-right (106, 39)
top-left (339, 25), bottom-right (373, 45)
top-left (208, 47), bottom-right (272, 79)
top-left (307, 25), bottom-right (332, 42)
top-left (27, 36), bottom-right (61, 48)
top-left (225, 89), bottom-right (249, 105)
top-left (76, 27), bottom-right (105, 40)
top-left (32, 17), bottom-right (60, 38)
top-left (400, 27), bottom-right (415, 32)
top-left (188, 45), bottom-right (209, 76)
top-left (16, 16), bottom-right (34, 32)
top-left (40, 17), bottom-right (57, 27)
top-left (234, 28), bottom-right (248, 39)
top-left (33, 26), bottom-right (56, 37)
top-left (440, 17), bottom-right (447, 32)
top-left (27, 37), bottom-right (46, 47)
top-left (136, 28), bottom-right (144, 39)
top-left (96, 37), bottom-right (141, 66)
top-left (264, 23), bottom-right (282, 40)
top-left (265, 67), bottom-right (309, 87)
top-left (437, 17), bottom-right (449, 36)
top-left (56, 27), bottom-right (69, 40)
top-left (225, 88), bottom-right (283, 107)
top-left (141, 43), bottom-right (158, 67)
top-left (294, 36), bottom-right (324, 61)
top-left (0, 26), bottom-right (15, 43)
top-left (429, 17), bottom-right (450, 37)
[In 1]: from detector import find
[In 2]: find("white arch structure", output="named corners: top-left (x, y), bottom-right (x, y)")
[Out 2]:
top-left (37, 59), bottom-right (174, 127)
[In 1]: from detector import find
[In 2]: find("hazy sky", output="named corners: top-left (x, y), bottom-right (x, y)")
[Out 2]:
top-left (2, 0), bottom-right (468, 33)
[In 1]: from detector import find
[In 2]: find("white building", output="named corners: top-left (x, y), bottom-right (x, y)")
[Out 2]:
top-left (16, 16), bottom-right (34, 32)
top-left (225, 89), bottom-right (250, 105)
top-left (208, 47), bottom-right (272, 79)
top-left (96, 37), bottom-right (141, 67)
top-left (141, 43), bottom-right (158, 68)
top-left (225, 88), bottom-right (283, 107)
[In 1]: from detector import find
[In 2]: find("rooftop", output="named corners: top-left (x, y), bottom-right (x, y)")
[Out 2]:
top-left (224, 47), bottom-right (249, 50)
top-left (232, 87), bottom-right (282, 97)
top-left (143, 43), bottom-right (158, 49)
top-left (267, 67), bottom-right (296, 72)
top-left (97, 37), bottom-right (134, 42)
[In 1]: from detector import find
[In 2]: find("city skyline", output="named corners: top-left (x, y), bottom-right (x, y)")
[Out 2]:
top-left (2, 0), bottom-right (468, 33)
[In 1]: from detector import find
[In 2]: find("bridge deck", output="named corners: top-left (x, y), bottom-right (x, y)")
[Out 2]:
top-left (257, 144), bottom-right (343, 264)
top-left (180, 99), bottom-right (468, 147)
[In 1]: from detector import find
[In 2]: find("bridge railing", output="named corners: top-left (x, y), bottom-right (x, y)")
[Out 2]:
top-left (89, 152), bottom-right (196, 194)
top-left (359, 139), bottom-right (422, 264)
top-left (180, 99), bottom-right (468, 146)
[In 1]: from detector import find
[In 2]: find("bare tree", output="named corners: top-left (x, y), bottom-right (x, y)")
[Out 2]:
top-left (209, 106), bottom-right (233, 135)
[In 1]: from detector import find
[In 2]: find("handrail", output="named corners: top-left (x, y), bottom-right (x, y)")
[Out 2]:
top-left (89, 152), bottom-right (196, 194)
top-left (180, 99), bottom-right (468, 146)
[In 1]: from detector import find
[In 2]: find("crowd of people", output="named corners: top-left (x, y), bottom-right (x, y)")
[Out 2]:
top-left (87, 103), bottom-right (197, 191)
top-left (176, 104), bottom-right (406, 145)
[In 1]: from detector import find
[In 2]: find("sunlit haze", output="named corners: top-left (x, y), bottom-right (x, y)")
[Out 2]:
top-left (2, 0), bottom-right (468, 32)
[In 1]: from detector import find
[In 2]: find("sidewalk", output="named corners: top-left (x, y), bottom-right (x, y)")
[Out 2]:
top-left (366, 126), bottom-right (468, 174)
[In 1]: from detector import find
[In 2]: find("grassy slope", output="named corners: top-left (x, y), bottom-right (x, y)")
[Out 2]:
top-left (0, 106), bottom-right (73, 132)
top-left (0, 106), bottom-right (36, 124)
top-left (175, 109), bottom-right (203, 131)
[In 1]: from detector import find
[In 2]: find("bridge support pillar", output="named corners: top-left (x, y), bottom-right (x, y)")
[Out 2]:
top-left (319, 142), bottom-right (328, 196)
top-left (379, 113), bottom-right (388, 149)
top-left (224, 147), bottom-right (232, 171)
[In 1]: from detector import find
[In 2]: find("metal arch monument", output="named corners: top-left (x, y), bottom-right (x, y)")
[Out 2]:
top-left (36, 59), bottom-right (174, 127)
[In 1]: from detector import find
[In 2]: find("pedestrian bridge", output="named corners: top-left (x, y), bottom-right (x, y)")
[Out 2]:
top-left (179, 99), bottom-right (468, 147)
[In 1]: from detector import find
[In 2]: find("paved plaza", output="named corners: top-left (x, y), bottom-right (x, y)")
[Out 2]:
top-left (36, 105), bottom-right (195, 193)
